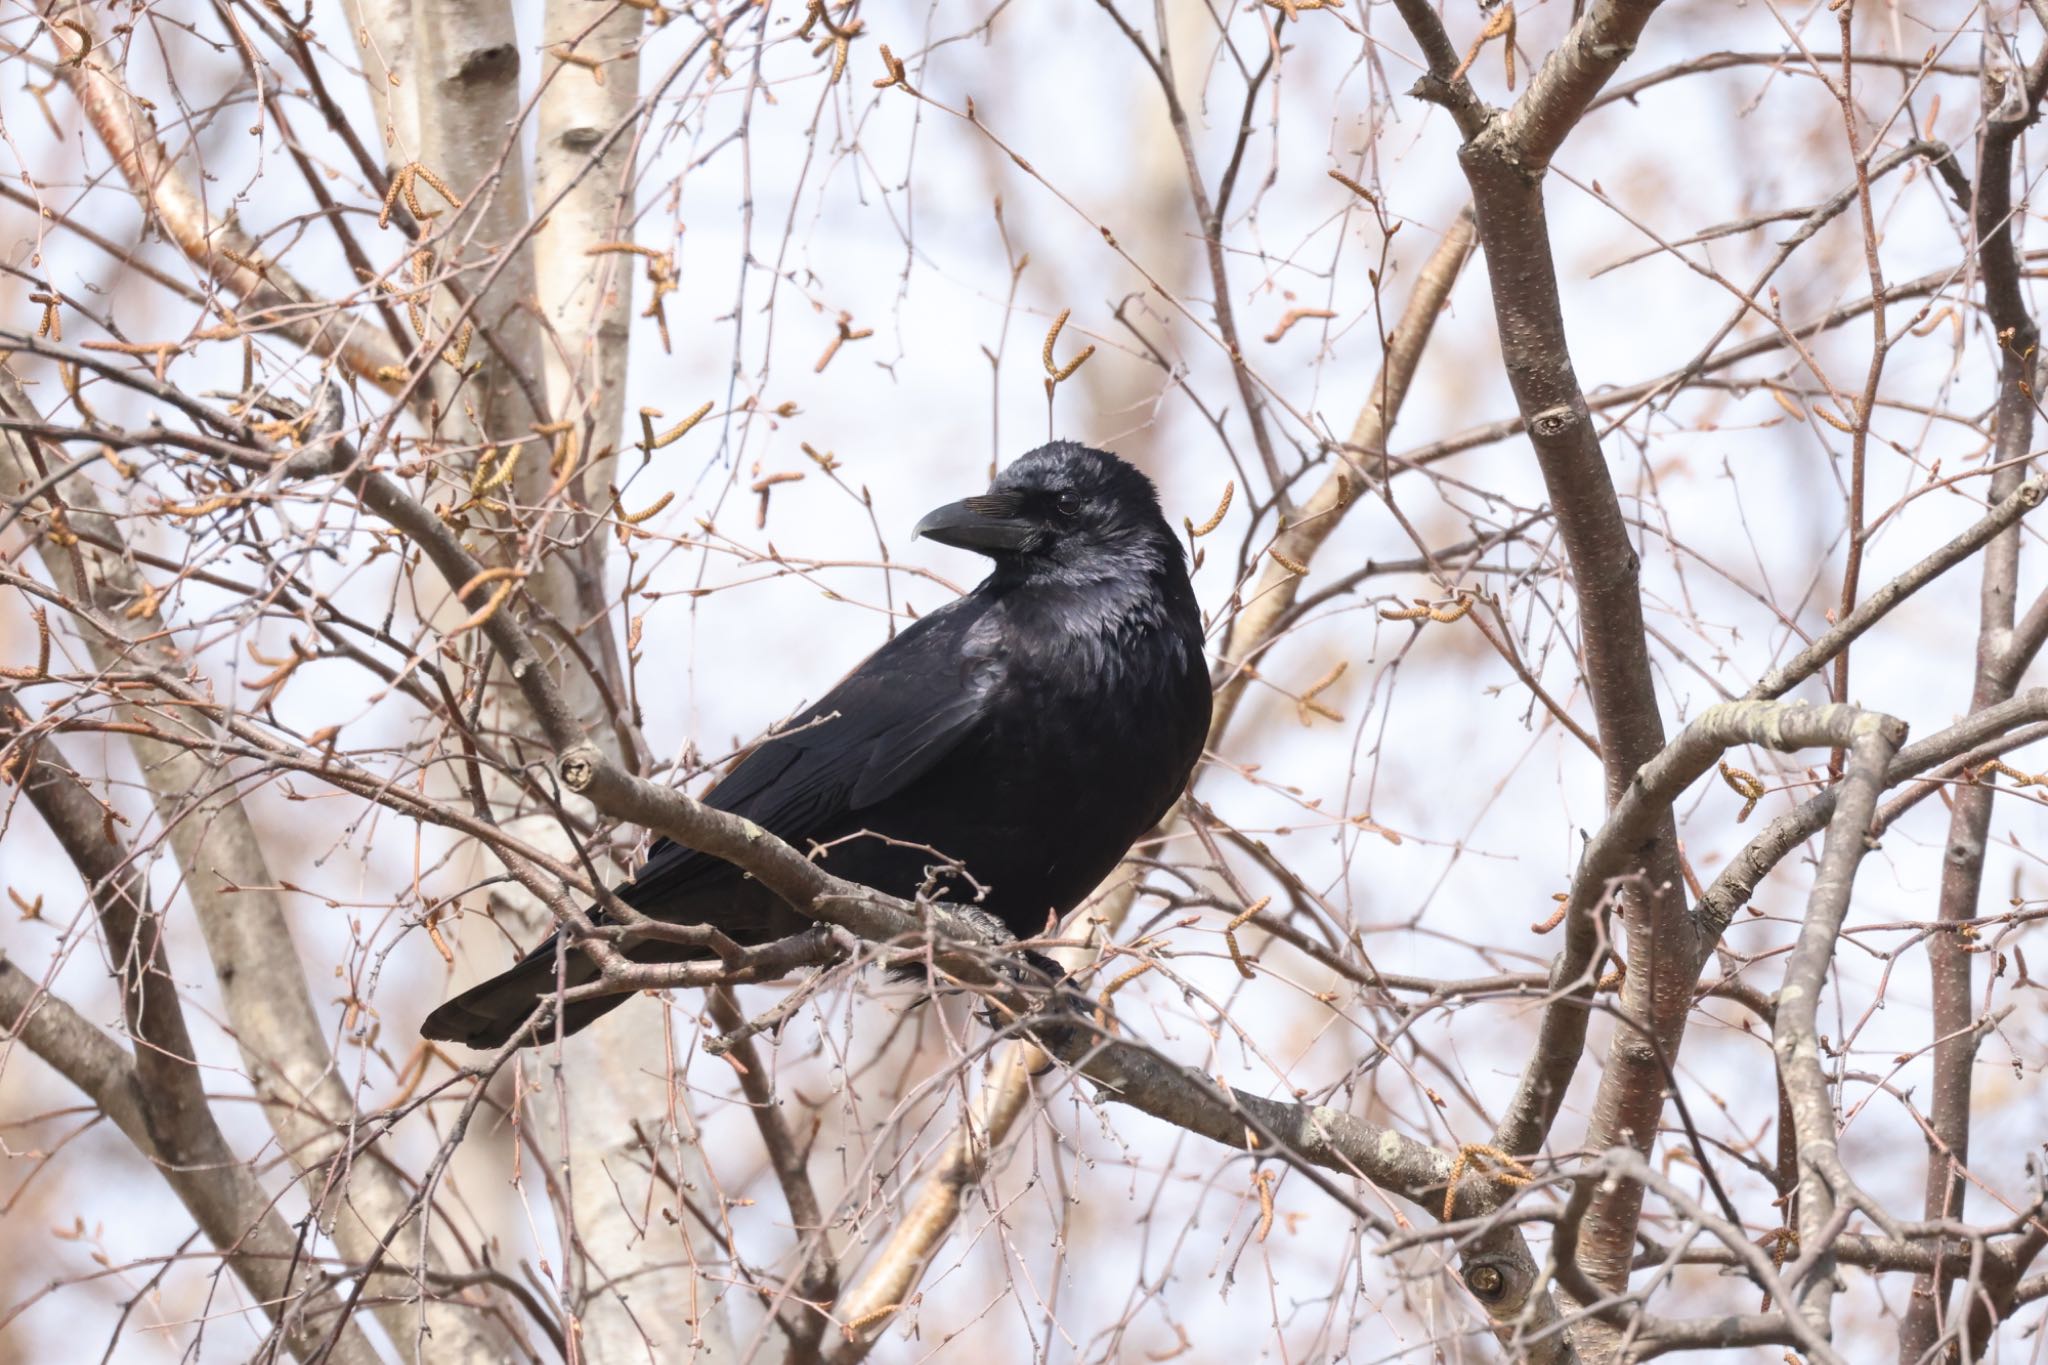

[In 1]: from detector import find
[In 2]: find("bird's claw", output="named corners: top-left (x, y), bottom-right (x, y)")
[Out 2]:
top-left (978, 948), bottom-right (1088, 1033)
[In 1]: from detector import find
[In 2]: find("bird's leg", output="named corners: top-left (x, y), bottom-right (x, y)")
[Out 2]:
top-left (975, 937), bottom-right (1088, 1037)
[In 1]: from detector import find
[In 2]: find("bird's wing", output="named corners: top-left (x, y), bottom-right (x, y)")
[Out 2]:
top-left (621, 602), bottom-right (1002, 909)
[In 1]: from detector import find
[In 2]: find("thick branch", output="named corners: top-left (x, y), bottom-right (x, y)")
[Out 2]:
top-left (1, 722), bottom-right (383, 1365)
top-left (1700, 689), bottom-right (2048, 938)
top-left (1394, 0), bottom-right (1691, 1329)
top-left (0, 362), bottom-right (519, 1363)
top-left (1493, 703), bottom-right (1900, 1160)
top-left (1498, 0), bottom-right (1667, 170)
top-left (1907, 34), bottom-right (2048, 1355)
top-left (1773, 714), bottom-right (1906, 1343)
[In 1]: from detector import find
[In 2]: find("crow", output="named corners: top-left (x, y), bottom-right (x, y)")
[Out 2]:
top-left (422, 442), bottom-right (1211, 1049)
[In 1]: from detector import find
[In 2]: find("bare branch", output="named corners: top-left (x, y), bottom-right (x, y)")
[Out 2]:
top-left (0, 713), bottom-right (384, 1365)
top-left (0, 361), bottom-right (520, 1362)
top-left (42, 1), bottom-right (405, 387)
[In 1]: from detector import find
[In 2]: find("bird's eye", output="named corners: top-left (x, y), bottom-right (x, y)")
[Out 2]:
top-left (1055, 493), bottom-right (1080, 518)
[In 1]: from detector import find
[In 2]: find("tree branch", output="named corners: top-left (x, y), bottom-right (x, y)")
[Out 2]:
top-left (41, 0), bottom-right (406, 388)
top-left (1773, 713), bottom-right (1906, 1344)
top-left (1906, 25), bottom-right (2048, 1353)
top-left (0, 360), bottom-right (521, 1362)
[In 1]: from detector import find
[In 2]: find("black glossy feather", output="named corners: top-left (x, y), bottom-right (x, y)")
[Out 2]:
top-left (423, 443), bottom-right (1210, 1049)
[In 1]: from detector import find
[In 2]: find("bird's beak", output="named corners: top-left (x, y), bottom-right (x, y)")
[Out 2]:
top-left (912, 494), bottom-right (1036, 554)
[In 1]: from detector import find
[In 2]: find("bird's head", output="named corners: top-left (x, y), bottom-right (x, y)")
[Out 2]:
top-left (912, 442), bottom-right (1182, 585)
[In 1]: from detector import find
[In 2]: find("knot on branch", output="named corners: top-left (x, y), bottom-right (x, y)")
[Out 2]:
top-left (1528, 403), bottom-right (1582, 440)
top-left (1406, 74), bottom-right (1489, 133)
top-left (1463, 1257), bottom-right (1512, 1304)
top-left (454, 44), bottom-right (517, 86)
top-left (1406, 74), bottom-right (1451, 106)
top-left (558, 744), bottom-right (601, 793)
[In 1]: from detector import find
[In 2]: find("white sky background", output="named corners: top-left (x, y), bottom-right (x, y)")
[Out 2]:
top-left (2, 0), bottom-right (2047, 1359)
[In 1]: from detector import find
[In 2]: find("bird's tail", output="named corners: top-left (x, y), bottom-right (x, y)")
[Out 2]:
top-left (420, 935), bottom-right (629, 1050)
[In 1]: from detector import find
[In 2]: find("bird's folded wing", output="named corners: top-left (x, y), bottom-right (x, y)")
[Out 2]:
top-left (621, 607), bottom-right (1002, 908)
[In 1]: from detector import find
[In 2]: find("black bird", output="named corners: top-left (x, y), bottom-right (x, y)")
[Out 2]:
top-left (422, 442), bottom-right (1210, 1049)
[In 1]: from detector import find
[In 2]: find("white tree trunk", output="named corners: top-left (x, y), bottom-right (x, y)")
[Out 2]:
top-left (396, 1), bottom-right (740, 1356)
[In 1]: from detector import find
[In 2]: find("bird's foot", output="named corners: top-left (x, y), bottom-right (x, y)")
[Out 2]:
top-left (978, 947), bottom-right (1090, 1037)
